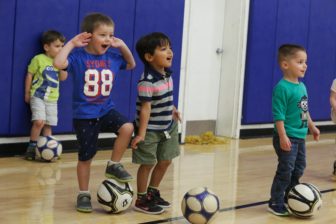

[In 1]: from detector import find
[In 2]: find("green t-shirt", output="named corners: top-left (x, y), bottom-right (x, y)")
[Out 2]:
top-left (28, 54), bottom-right (60, 102)
top-left (272, 79), bottom-right (309, 139)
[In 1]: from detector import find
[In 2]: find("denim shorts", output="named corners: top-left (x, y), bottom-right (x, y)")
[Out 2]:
top-left (73, 109), bottom-right (129, 161)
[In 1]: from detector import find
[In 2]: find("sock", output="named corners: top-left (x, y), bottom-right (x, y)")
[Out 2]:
top-left (29, 140), bottom-right (37, 146)
top-left (79, 190), bottom-right (90, 195)
top-left (107, 160), bottom-right (119, 166)
top-left (148, 186), bottom-right (158, 192)
top-left (137, 192), bottom-right (147, 199)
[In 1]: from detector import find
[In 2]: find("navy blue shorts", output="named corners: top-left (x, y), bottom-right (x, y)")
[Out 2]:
top-left (73, 109), bottom-right (129, 161)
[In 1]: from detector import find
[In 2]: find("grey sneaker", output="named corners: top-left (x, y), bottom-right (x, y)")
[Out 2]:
top-left (105, 163), bottom-right (133, 182)
top-left (24, 145), bottom-right (36, 161)
top-left (76, 193), bottom-right (92, 213)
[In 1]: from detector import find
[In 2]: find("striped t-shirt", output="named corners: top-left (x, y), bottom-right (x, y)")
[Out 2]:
top-left (135, 66), bottom-right (174, 131)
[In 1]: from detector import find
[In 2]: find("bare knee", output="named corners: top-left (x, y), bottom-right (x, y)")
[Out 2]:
top-left (33, 120), bottom-right (45, 129)
top-left (157, 160), bottom-right (172, 169)
top-left (119, 123), bottom-right (134, 136)
top-left (140, 164), bottom-right (154, 172)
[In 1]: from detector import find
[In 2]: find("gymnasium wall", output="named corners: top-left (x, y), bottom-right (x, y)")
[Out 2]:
top-left (0, 0), bottom-right (184, 136)
top-left (242, 0), bottom-right (336, 124)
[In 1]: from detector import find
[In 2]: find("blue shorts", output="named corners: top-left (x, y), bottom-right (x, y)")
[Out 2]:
top-left (73, 109), bottom-right (129, 161)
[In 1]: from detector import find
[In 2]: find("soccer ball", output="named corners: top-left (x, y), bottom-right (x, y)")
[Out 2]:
top-left (97, 178), bottom-right (134, 213)
top-left (35, 136), bottom-right (62, 162)
top-left (287, 183), bottom-right (322, 217)
top-left (181, 187), bottom-right (220, 224)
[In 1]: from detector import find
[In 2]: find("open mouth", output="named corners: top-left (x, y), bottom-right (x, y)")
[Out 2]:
top-left (102, 44), bottom-right (109, 49)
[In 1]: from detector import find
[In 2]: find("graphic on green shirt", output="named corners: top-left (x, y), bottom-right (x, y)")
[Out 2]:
top-left (297, 95), bottom-right (308, 128)
top-left (28, 54), bottom-right (60, 102)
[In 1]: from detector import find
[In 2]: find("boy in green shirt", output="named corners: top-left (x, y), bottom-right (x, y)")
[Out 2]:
top-left (269, 44), bottom-right (320, 216)
top-left (24, 30), bottom-right (67, 160)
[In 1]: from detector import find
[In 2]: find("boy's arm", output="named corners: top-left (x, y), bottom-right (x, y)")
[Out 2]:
top-left (330, 91), bottom-right (336, 111)
top-left (172, 106), bottom-right (182, 122)
top-left (131, 101), bottom-right (151, 149)
top-left (58, 70), bottom-right (68, 81)
top-left (24, 73), bottom-right (33, 103)
top-left (275, 120), bottom-right (291, 151)
top-left (111, 37), bottom-right (136, 70)
top-left (53, 32), bottom-right (92, 70)
top-left (307, 113), bottom-right (320, 141)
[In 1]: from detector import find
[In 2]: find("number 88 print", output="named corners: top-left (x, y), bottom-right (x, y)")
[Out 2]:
top-left (84, 69), bottom-right (114, 97)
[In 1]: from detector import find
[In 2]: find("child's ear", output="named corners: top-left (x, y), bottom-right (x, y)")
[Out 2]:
top-left (144, 53), bottom-right (153, 62)
top-left (43, 44), bottom-right (49, 52)
top-left (280, 60), bottom-right (288, 69)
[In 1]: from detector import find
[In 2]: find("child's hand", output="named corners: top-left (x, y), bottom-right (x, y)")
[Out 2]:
top-left (131, 136), bottom-right (144, 150)
top-left (71, 32), bottom-right (92, 47)
top-left (173, 109), bottom-right (182, 122)
top-left (110, 37), bottom-right (125, 49)
top-left (310, 126), bottom-right (320, 141)
top-left (279, 135), bottom-right (291, 151)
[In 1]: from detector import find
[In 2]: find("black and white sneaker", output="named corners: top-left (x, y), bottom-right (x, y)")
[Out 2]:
top-left (134, 195), bottom-right (164, 215)
top-left (147, 188), bottom-right (171, 208)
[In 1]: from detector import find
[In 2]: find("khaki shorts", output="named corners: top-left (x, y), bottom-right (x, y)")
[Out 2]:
top-left (30, 96), bottom-right (57, 126)
top-left (132, 121), bottom-right (180, 164)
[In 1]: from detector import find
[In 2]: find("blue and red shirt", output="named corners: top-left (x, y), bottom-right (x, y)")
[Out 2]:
top-left (67, 48), bottom-right (126, 119)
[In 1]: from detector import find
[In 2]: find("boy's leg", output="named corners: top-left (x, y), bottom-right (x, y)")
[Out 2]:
top-left (25, 120), bottom-right (44, 160)
top-left (148, 160), bottom-right (172, 208)
top-left (134, 164), bottom-right (164, 214)
top-left (268, 135), bottom-right (297, 216)
top-left (25, 97), bottom-right (48, 160)
top-left (76, 160), bottom-right (93, 212)
top-left (137, 164), bottom-right (153, 193)
top-left (111, 123), bottom-right (133, 162)
top-left (100, 110), bottom-right (133, 182)
top-left (73, 118), bottom-right (99, 213)
top-left (147, 121), bottom-right (180, 208)
top-left (286, 139), bottom-right (306, 196)
top-left (42, 124), bottom-right (52, 137)
top-left (44, 101), bottom-right (57, 136)
top-left (77, 160), bottom-right (92, 191)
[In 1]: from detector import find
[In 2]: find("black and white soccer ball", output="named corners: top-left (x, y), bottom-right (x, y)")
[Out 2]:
top-left (35, 136), bottom-right (62, 162)
top-left (181, 187), bottom-right (220, 224)
top-left (287, 183), bottom-right (322, 217)
top-left (97, 178), bottom-right (134, 213)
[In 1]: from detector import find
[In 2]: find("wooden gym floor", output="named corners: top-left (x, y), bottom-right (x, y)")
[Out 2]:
top-left (0, 134), bottom-right (336, 224)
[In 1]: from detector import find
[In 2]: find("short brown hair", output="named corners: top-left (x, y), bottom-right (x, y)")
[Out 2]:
top-left (278, 44), bottom-right (306, 63)
top-left (80, 13), bottom-right (114, 33)
top-left (41, 30), bottom-right (65, 45)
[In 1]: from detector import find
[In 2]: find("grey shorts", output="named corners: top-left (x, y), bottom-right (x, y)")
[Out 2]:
top-left (30, 96), bottom-right (58, 126)
top-left (132, 121), bottom-right (180, 165)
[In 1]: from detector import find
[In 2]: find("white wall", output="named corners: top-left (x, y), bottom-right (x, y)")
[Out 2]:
top-left (179, 0), bottom-right (250, 138)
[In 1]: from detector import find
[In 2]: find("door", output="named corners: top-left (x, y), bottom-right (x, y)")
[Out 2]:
top-left (180, 0), bottom-right (226, 140)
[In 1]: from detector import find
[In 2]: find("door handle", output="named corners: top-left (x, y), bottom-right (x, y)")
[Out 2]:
top-left (216, 48), bottom-right (223, 54)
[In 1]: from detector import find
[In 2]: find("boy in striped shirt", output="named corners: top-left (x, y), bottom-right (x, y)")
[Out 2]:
top-left (131, 32), bottom-right (181, 214)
